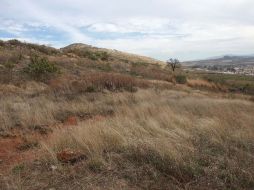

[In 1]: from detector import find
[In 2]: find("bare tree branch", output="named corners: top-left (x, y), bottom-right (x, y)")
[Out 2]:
top-left (166, 58), bottom-right (180, 72)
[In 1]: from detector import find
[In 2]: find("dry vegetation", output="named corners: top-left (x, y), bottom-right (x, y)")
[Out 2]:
top-left (187, 79), bottom-right (227, 92)
top-left (0, 40), bottom-right (254, 190)
top-left (1, 89), bottom-right (254, 190)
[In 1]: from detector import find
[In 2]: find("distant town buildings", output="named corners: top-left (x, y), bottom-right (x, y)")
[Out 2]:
top-left (192, 65), bottom-right (254, 76)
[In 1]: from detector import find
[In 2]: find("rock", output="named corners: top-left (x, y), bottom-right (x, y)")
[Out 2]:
top-left (57, 149), bottom-right (86, 164)
top-left (64, 116), bottom-right (78, 126)
top-left (50, 165), bottom-right (57, 171)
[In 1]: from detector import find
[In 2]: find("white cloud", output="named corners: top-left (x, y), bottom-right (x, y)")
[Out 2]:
top-left (0, 0), bottom-right (254, 60)
top-left (0, 20), bottom-right (27, 35)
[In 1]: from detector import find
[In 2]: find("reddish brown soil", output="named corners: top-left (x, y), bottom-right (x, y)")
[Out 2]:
top-left (0, 114), bottom-right (108, 175)
top-left (64, 116), bottom-right (78, 126)
top-left (0, 137), bottom-right (40, 173)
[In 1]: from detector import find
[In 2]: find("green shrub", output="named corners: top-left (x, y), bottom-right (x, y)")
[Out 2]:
top-left (4, 61), bottom-right (15, 70)
top-left (12, 164), bottom-right (25, 174)
top-left (89, 53), bottom-right (99, 60)
top-left (24, 55), bottom-right (59, 81)
top-left (7, 39), bottom-right (22, 46)
top-left (99, 63), bottom-right (112, 72)
top-left (68, 49), bottom-right (109, 61)
top-left (86, 85), bottom-right (97, 93)
top-left (86, 51), bottom-right (109, 61)
top-left (26, 44), bottom-right (58, 55)
top-left (175, 75), bottom-right (187, 84)
top-left (0, 40), bottom-right (4, 46)
top-left (131, 61), bottom-right (149, 67)
top-left (88, 158), bottom-right (105, 172)
top-left (0, 61), bottom-right (16, 83)
top-left (98, 51), bottom-right (109, 61)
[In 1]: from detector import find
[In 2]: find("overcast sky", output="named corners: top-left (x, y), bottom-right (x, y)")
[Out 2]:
top-left (1, 0), bottom-right (254, 61)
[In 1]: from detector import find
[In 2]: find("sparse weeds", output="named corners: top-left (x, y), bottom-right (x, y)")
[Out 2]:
top-left (65, 48), bottom-right (109, 61)
top-left (124, 145), bottom-right (196, 183)
top-left (12, 163), bottom-right (25, 174)
top-left (87, 157), bottom-right (106, 172)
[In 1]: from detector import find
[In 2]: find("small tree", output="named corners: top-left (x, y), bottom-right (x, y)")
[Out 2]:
top-left (167, 58), bottom-right (180, 72)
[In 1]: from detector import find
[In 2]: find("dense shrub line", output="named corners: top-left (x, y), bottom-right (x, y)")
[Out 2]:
top-left (49, 72), bottom-right (150, 95)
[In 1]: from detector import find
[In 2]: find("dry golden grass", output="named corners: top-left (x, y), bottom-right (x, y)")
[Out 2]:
top-left (1, 89), bottom-right (253, 189)
top-left (187, 79), bottom-right (227, 92)
top-left (0, 71), bottom-right (151, 130)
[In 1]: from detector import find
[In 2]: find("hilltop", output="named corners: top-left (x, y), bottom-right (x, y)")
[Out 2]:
top-left (62, 43), bottom-right (164, 65)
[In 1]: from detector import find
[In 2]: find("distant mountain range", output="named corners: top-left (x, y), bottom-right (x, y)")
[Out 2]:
top-left (183, 55), bottom-right (254, 67)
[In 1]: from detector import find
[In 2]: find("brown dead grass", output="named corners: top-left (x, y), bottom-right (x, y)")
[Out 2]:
top-left (1, 89), bottom-right (253, 189)
top-left (47, 72), bottom-right (150, 96)
top-left (187, 79), bottom-right (227, 92)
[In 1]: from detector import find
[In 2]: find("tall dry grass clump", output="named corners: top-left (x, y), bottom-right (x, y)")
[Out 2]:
top-left (48, 72), bottom-right (150, 95)
top-left (187, 79), bottom-right (227, 92)
top-left (31, 89), bottom-right (254, 190)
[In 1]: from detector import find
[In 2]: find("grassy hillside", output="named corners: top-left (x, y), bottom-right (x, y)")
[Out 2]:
top-left (0, 40), bottom-right (254, 190)
top-left (0, 39), bottom-right (172, 84)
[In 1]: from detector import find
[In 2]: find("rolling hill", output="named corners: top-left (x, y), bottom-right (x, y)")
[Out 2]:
top-left (0, 40), bottom-right (254, 190)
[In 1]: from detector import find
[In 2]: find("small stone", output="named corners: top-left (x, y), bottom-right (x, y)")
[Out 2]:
top-left (57, 149), bottom-right (86, 164)
top-left (50, 165), bottom-right (57, 171)
top-left (64, 116), bottom-right (78, 126)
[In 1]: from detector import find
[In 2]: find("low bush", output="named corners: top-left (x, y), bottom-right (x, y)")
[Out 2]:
top-left (66, 49), bottom-right (109, 61)
top-left (84, 51), bottom-right (109, 61)
top-left (0, 57), bottom-right (17, 83)
top-left (7, 39), bottom-right (22, 46)
top-left (85, 85), bottom-right (96, 93)
top-left (87, 158), bottom-right (106, 172)
top-left (24, 55), bottom-right (59, 81)
top-left (175, 75), bottom-right (187, 84)
top-left (26, 44), bottom-right (59, 55)
top-left (0, 40), bottom-right (4, 46)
